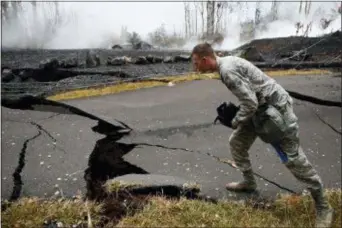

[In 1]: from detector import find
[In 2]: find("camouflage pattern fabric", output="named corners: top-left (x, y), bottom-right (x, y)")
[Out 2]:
top-left (217, 55), bottom-right (330, 212)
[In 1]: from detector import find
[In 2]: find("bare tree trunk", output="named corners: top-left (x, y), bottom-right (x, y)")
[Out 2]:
top-left (200, 2), bottom-right (205, 36)
top-left (304, 0), bottom-right (311, 16)
top-left (303, 21), bottom-right (312, 36)
top-left (184, 2), bottom-right (191, 38)
top-left (11, 1), bottom-right (21, 20)
top-left (1, 1), bottom-right (9, 22)
top-left (31, 1), bottom-right (37, 28)
top-left (194, 2), bottom-right (198, 35)
top-left (215, 2), bottom-right (227, 34)
top-left (206, 1), bottom-right (215, 37)
top-left (29, 1), bottom-right (38, 46)
top-left (187, 4), bottom-right (192, 36)
top-left (55, 1), bottom-right (60, 25)
top-left (223, 3), bottom-right (232, 34)
top-left (270, 0), bottom-right (278, 21)
top-left (51, 2), bottom-right (60, 35)
top-left (184, 2), bottom-right (188, 37)
top-left (255, 2), bottom-right (261, 27)
top-left (215, 2), bottom-right (220, 34)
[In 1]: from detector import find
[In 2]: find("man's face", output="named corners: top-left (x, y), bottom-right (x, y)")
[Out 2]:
top-left (192, 54), bottom-right (217, 73)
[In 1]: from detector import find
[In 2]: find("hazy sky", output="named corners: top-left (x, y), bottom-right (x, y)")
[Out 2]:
top-left (56, 1), bottom-right (342, 35)
top-left (62, 2), bottom-right (186, 35)
top-left (2, 1), bottom-right (341, 49)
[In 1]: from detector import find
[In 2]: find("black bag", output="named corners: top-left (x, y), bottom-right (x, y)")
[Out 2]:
top-left (214, 102), bottom-right (239, 128)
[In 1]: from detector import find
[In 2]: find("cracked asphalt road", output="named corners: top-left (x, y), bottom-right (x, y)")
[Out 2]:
top-left (1, 74), bottom-right (341, 201)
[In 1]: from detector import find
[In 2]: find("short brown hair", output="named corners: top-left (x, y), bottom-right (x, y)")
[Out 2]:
top-left (191, 42), bottom-right (215, 58)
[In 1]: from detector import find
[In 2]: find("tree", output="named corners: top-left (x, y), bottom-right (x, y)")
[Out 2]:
top-left (194, 1), bottom-right (205, 36)
top-left (215, 2), bottom-right (227, 34)
top-left (254, 2), bottom-right (261, 27)
top-left (270, 0), bottom-right (279, 21)
top-left (148, 24), bottom-right (186, 48)
top-left (2, 1), bottom-right (76, 48)
top-left (318, 3), bottom-right (341, 31)
top-left (11, 1), bottom-right (21, 20)
top-left (148, 24), bottom-right (168, 47)
top-left (206, 1), bottom-right (215, 36)
top-left (183, 2), bottom-right (191, 38)
top-left (120, 26), bottom-right (129, 43)
top-left (193, 3), bottom-right (198, 35)
top-left (1, 1), bottom-right (9, 22)
top-left (127, 32), bottom-right (141, 46)
top-left (297, 1), bottom-right (313, 36)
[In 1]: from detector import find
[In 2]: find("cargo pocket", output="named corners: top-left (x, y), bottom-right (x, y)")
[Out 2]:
top-left (252, 104), bottom-right (287, 143)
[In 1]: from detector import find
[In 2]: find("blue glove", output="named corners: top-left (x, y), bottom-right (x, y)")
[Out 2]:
top-left (271, 143), bottom-right (288, 163)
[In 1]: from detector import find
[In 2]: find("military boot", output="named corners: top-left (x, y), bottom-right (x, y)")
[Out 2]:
top-left (310, 188), bottom-right (334, 228)
top-left (226, 170), bottom-right (257, 192)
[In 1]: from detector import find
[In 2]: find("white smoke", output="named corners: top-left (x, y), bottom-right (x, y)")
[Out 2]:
top-left (185, 1), bottom-right (341, 51)
top-left (1, 1), bottom-right (341, 50)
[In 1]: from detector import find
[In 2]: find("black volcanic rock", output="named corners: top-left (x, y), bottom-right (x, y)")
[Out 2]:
top-left (134, 56), bottom-right (149, 65)
top-left (174, 55), bottom-right (191, 62)
top-left (39, 58), bottom-right (59, 70)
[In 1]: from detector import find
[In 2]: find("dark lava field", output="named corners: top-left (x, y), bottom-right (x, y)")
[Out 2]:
top-left (1, 31), bottom-right (341, 98)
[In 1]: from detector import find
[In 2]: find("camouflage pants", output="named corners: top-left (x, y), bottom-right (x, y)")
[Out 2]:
top-left (228, 103), bottom-right (329, 209)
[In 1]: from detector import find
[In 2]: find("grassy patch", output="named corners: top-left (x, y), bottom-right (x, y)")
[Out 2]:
top-left (182, 182), bottom-right (202, 191)
top-left (265, 69), bottom-right (332, 77)
top-left (47, 69), bottom-right (332, 101)
top-left (118, 189), bottom-right (341, 228)
top-left (1, 197), bottom-right (104, 228)
top-left (2, 189), bottom-right (340, 227)
top-left (104, 180), bottom-right (201, 193)
top-left (104, 180), bottom-right (144, 194)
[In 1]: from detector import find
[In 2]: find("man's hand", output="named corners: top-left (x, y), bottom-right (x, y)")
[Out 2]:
top-left (231, 118), bottom-right (239, 129)
top-left (214, 102), bottom-right (240, 129)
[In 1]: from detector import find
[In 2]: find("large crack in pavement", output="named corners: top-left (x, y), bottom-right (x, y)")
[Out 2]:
top-left (2, 96), bottom-right (136, 201)
top-left (129, 141), bottom-right (299, 195)
top-left (8, 119), bottom-right (69, 202)
top-left (84, 121), bottom-right (149, 200)
top-left (2, 94), bottom-right (341, 201)
top-left (10, 123), bottom-right (41, 201)
top-left (286, 90), bottom-right (342, 107)
top-left (313, 110), bottom-right (342, 135)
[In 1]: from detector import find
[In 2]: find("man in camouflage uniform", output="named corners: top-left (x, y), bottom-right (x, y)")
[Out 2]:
top-left (191, 43), bottom-right (334, 228)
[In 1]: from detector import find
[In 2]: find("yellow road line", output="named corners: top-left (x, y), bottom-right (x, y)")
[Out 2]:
top-left (47, 69), bottom-right (332, 101)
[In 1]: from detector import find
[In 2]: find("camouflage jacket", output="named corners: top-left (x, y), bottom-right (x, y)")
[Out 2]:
top-left (217, 56), bottom-right (292, 128)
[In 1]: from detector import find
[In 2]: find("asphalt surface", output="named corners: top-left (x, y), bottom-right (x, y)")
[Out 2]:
top-left (1, 74), bottom-right (341, 201)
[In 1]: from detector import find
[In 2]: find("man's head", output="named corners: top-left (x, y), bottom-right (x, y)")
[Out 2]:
top-left (191, 43), bottom-right (218, 73)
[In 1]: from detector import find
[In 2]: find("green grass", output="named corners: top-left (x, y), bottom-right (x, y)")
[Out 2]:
top-left (1, 197), bottom-right (104, 228)
top-left (104, 180), bottom-right (144, 195)
top-left (2, 189), bottom-right (341, 228)
top-left (118, 189), bottom-right (341, 227)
